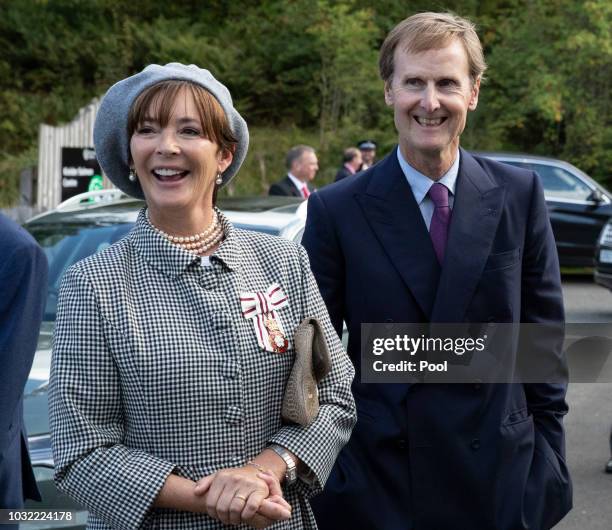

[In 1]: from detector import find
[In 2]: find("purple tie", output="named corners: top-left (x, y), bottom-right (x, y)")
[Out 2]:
top-left (429, 182), bottom-right (451, 264)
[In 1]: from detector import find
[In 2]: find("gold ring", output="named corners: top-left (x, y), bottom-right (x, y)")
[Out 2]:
top-left (233, 494), bottom-right (247, 502)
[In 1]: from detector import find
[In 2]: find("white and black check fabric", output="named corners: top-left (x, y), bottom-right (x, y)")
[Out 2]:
top-left (49, 208), bottom-right (356, 530)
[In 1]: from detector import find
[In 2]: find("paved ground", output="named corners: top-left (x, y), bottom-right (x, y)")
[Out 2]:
top-left (556, 277), bottom-right (611, 530)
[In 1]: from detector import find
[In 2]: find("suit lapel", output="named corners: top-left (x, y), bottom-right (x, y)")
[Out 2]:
top-left (356, 148), bottom-right (440, 318)
top-left (283, 175), bottom-right (301, 197)
top-left (431, 150), bottom-right (506, 322)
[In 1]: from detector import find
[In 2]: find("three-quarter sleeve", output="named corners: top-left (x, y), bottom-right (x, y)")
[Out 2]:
top-left (49, 265), bottom-right (175, 529)
top-left (268, 245), bottom-right (356, 497)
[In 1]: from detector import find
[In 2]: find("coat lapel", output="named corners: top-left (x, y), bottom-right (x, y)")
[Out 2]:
top-left (431, 150), bottom-right (506, 322)
top-left (356, 148), bottom-right (440, 318)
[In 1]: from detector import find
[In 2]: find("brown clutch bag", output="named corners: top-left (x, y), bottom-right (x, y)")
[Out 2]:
top-left (281, 317), bottom-right (332, 426)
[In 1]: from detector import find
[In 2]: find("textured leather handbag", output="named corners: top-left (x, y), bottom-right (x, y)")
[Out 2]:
top-left (281, 317), bottom-right (332, 426)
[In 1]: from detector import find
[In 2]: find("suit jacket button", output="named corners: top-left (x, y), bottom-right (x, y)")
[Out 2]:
top-left (396, 438), bottom-right (408, 450)
top-left (470, 438), bottom-right (481, 450)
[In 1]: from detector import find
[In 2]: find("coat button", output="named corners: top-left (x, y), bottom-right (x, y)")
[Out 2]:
top-left (396, 438), bottom-right (408, 450)
top-left (224, 406), bottom-right (243, 425)
top-left (212, 312), bottom-right (233, 330)
top-left (221, 360), bottom-right (240, 379)
top-left (470, 438), bottom-right (481, 450)
top-left (473, 379), bottom-right (482, 390)
top-left (198, 272), bottom-right (218, 290)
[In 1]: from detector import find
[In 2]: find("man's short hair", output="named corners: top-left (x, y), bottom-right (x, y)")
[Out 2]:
top-left (343, 147), bottom-right (361, 164)
top-left (379, 12), bottom-right (487, 84)
top-left (286, 145), bottom-right (315, 170)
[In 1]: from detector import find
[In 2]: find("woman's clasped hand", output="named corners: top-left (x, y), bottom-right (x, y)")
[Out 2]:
top-left (194, 467), bottom-right (291, 528)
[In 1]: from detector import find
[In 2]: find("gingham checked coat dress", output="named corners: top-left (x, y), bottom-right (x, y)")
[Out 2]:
top-left (49, 209), bottom-right (356, 530)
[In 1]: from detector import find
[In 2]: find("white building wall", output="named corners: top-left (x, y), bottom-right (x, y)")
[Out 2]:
top-left (37, 98), bottom-right (114, 210)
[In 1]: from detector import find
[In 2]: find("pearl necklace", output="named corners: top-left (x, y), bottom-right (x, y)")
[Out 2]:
top-left (148, 210), bottom-right (224, 255)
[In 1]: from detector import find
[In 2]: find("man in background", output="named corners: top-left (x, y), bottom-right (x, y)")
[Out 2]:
top-left (334, 147), bottom-right (362, 182)
top-left (269, 145), bottom-right (318, 198)
top-left (0, 213), bottom-right (48, 514)
top-left (357, 139), bottom-right (377, 170)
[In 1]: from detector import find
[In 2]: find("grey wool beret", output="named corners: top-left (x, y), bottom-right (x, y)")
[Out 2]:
top-left (93, 63), bottom-right (249, 199)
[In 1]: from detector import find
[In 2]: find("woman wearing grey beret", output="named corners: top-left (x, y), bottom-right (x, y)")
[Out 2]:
top-left (49, 63), bottom-right (356, 530)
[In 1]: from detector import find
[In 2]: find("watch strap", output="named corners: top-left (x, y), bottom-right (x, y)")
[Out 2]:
top-left (268, 444), bottom-right (297, 485)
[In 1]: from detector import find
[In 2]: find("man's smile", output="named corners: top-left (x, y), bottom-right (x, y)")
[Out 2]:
top-left (413, 116), bottom-right (447, 127)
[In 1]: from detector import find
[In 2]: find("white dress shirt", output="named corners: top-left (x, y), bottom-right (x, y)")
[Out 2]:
top-left (396, 149), bottom-right (460, 230)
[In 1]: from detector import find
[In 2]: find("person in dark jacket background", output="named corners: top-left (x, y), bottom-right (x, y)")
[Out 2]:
top-left (0, 213), bottom-right (48, 515)
top-left (269, 145), bottom-right (318, 198)
top-left (334, 147), bottom-right (362, 182)
top-left (357, 140), bottom-right (377, 171)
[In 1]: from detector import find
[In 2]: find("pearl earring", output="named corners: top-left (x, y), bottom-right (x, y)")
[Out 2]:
top-left (128, 169), bottom-right (137, 182)
top-left (215, 172), bottom-right (223, 185)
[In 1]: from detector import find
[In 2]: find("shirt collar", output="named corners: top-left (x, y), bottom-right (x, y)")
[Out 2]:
top-left (396, 148), bottom-right (460, 205)
top-left (343, 163), bottom-right (356, 175)
top-left (129, 207), bottom-right (241, 278)
top-left (287, 172), bottom-right (306, 191)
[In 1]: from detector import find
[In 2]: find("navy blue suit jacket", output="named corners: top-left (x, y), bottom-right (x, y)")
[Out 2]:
top-left (0, 214), bottom-right (47, 508)
top-left (302, 148), bottom-right (572, 530)
top-left (269, 175), bottom-right (313, 198)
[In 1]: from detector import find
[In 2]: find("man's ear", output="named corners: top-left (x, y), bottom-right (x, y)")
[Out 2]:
top-left (384, 81), bottom-right (394, 107)
top-left (468, 76), bottom-right (481, 111)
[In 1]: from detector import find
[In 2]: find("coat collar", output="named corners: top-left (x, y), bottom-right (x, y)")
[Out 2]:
top-left (129, 207), bottom-right (241, 278)
top-left (431, 149), bottom-right (505, 322)
top-left (356, 147), bottom-right (505, 321)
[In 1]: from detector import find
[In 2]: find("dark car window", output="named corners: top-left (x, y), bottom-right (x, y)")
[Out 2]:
top-left (28, 223), bottom-right (134, 322)
top-left (530, 164), bottom-right (592, 201)
top-left (501, 160), bottom-right (592, 202)
top-left (24, 381), bottom-right (50, 437)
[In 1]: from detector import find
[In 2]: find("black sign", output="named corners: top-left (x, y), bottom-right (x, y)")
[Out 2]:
top-left (61, 147), bottom-right (103, 201)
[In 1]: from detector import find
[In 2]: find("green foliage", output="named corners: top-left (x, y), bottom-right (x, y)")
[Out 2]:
top-left (474, 0), bottom-right (611, 186)
top-left (0, 0), bottom-right (610, 207)
top-left (0, 146), bottom-right (37, 206)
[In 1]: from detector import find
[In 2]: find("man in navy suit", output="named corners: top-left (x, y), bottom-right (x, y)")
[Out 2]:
top-left (269, 145), bottom-right (318, 198)
top-left (303, 12), bottom-right (572, 530)
top-left (0, 213), bottom-right (47, 511)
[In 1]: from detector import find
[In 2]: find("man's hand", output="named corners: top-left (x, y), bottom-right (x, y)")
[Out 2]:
top-left (194, 466), bottom-right (291, 527)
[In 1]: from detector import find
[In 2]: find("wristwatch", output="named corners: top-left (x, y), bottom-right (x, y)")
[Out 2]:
top-left (268, 444), bottom-right (298, 485)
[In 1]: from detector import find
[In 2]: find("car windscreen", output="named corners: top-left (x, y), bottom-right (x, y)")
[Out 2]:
top-left (27, 222), bottom-right (134, 322)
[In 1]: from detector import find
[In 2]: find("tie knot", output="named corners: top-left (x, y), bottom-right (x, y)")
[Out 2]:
top-left (429, 182), bottom-right (449, 208)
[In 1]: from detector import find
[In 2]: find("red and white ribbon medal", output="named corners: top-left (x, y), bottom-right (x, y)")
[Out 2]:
top-left (240, 284), bottom-right (289, 353)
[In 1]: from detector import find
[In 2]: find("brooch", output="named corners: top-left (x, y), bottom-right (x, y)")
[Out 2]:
top-left (240, 284), bottom-right (289, 353)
